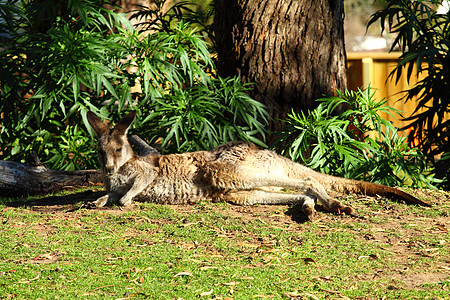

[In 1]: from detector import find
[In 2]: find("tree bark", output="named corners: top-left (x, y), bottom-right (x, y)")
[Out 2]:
top-left (214, 0), bottom-right (347, 132)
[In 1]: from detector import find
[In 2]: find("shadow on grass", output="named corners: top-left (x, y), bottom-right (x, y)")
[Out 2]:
top-left (3, 189), bottom-right (313, 223)
top-left (285, 205), bottom-right (311, 224)
top-left (4, 190), bottom-right (107, 211)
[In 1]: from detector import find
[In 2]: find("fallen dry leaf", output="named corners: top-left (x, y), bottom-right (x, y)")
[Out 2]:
top-left (174, 271), bottom-right (193, 277)
top-left (283, 291), bottom-right (300, 298)
top-left (18, 274), bottom-right (40, 284)
top-left (200, 266), bottom-right (218, 271)
top-left (436, 224), bottom-right (448, 233)
top-left (200, 289), bottom-right (213, 297)
top-left (317, 276), bottom-right (331, 281)
top-left (262, 255), bottom-right (278, 263)
top-left (92, 285), bottom-right (113, 292)
top-left (420, 250), bottom-right (440, 257)
top-left (358, 253), bottom-right (381, 260)
top-left (252, 294), bottom-right (273, 298)
top-left (301, 257), bottom-right (316, 263)
top-left (33, 253), bottom-right (54, 260)
top-left (178, 242), bottom-right (196, 250)
top-left (78, 292), bottom-right (97, 297)
top-left (130, 277), bottom-right (143, 285)
top-left (369, 253), bottom-right (381, 260)
top-left (262, 248), bottom-right (279, 254)
top-left (181, 221), bottom-right (201, 227)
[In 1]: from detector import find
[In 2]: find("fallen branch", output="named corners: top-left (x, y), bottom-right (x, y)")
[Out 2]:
top-left (0, 159), bottom-right (102, 197)
top-left (0, 135), bottom-right (159, 197)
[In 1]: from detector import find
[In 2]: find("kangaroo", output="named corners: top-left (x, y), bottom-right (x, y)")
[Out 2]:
top-left (86, 111), bottom-right (431, 220)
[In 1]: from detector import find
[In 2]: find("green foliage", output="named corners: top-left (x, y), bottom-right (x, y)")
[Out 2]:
top-left (435, 151), bottom-right (450, 190)
top-left (0, 0), bottom-right (134, 167)
top-left (131, 0), bottom-right (215, 49)
top-left (138, 77), bottom-right (268, 153)
top-left (367, 0), bottom-right (449, 165)
top-left (0, 0), bottom-right (267, 170)
top-left (45, 125), bottom-right (98, 171)
top-left (276, 88), bottom-right (436, 188)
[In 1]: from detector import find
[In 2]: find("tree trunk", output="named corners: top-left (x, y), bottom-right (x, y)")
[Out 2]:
top-left (214, 0), bottom-right (347, 133)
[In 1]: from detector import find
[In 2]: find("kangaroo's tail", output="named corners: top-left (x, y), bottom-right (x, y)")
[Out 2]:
top-left (317, 173), bottom-right (432, 207)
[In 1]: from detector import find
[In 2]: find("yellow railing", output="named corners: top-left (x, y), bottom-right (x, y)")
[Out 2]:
top-left (347, 52), bottom-right (427, 130)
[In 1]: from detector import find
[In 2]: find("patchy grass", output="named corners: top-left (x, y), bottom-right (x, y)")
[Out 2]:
top-left (0, 188), bottom-right (449, 299)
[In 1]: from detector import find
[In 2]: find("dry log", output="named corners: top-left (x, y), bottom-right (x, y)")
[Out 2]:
top-left (0, 135), bottom-right (158, 197)
top-left (0, 154), bottom-right (103, 197)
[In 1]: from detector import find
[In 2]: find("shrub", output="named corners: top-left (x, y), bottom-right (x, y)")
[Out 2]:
top-left (137, 77), bottom-right (268, 153)
top-left (276, 88), bottom-right (437, 188)
top-left (0, 0), bottom-right (134, 168)
top-left (0, 0), bottom-right (268, 169)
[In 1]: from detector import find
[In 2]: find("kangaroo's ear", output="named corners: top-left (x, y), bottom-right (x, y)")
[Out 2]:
top-left (87, 111), bottom-right (109, 137)
top-left (113, 111), bottom-right (137, 136)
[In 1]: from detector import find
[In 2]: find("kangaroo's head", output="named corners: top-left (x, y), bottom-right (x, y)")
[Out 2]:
top-left (87, 111), bottom-right (137, 175)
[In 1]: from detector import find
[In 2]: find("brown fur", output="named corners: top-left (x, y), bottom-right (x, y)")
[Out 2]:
top-left (87, 112), bottom-right (430, 220)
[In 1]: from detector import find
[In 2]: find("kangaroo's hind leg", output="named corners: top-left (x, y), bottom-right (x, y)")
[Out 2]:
top-left (219, 190), bottom-right (317, 220)
top-left (208, 162), bottom-right (353, 216)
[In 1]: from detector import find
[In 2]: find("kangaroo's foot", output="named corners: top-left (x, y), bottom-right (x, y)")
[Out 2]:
top-left (301, 195), bottom-right (315, 221)
top-left (321, 198), bottom-right (354, 216)
top-left (87, 193), bottom-right (128, 208)
top-left (298, 177), bottom-right (354, 216)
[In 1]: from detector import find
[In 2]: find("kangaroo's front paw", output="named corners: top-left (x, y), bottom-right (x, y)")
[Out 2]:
top-left (94, 195), bottom-right (109, 207)
top-left (119, 197), bottom-right (133, 207)
top-left (302, 202), bottom-right (315, 221)
top-left (89, 195), bottom-right (109, 208)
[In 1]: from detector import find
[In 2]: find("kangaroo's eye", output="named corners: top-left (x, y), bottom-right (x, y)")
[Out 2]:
top-left (116, 148), bottom-right (122, 152)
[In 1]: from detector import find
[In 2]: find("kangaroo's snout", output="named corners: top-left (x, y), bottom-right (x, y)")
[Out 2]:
top-left (104, 164), bottom-right (116, 175)
top-left (102, 148), bottom-right (119, 175)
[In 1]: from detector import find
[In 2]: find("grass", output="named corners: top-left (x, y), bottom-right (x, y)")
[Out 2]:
top-left (0, 188), bottom-right (449, 299)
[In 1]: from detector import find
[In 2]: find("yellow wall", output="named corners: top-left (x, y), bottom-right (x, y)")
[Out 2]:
top-left (347, 52), bottom-right (427, 130)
